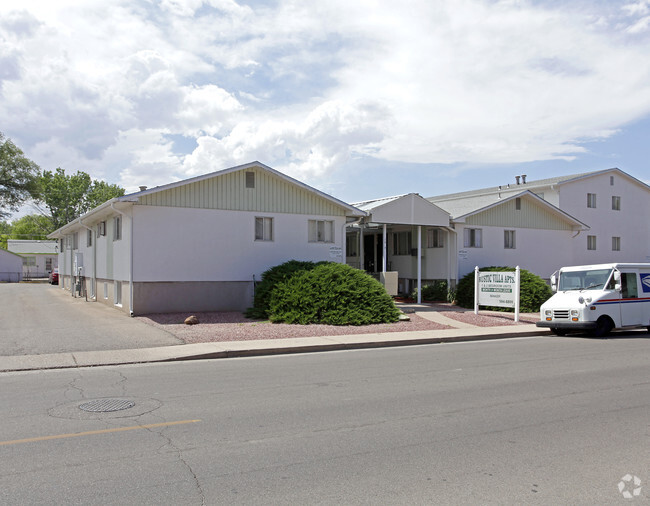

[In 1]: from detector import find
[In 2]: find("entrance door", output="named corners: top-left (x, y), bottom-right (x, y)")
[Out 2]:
top-left (620, 271), bottom-right (643, 326)
top-left (363, 234), bottom-right (384, 273)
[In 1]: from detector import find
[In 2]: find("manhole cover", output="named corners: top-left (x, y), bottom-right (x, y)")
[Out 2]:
top-left (79, 399), bottom-right (136, 413)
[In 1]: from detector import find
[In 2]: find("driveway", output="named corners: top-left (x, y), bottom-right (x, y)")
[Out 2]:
top-left (0, 283), bottom-right (182, 356)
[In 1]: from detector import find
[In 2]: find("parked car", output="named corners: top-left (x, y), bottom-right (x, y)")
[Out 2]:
top-left (48, 268), bottom-right (59, 285)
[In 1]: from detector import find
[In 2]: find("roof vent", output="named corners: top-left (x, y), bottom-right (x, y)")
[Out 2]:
top-left (139, 186), bottom-right (147, 192)
top-left (515, 175), bottom-right (521, 185)
top-left (521, 174), bottom-right (527, 184)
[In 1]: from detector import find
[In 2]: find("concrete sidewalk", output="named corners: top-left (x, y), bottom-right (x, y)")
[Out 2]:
top-left (0, 324), bottom-right (550, 373)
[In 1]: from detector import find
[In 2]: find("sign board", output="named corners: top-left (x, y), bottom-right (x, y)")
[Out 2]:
top-left (474, 266), bottom-right (521, 322)
top-left (329, 246), bottom-right (343, 259)
top-left (478, 271), bottom-right (517, 308)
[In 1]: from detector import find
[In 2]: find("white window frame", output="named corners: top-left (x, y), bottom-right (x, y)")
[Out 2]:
top-left (612, 196), bottom-right (621, 211)
top-left (393, 231), bottom-right (412, 255)
top-left (587, 193), bottom-right (597, 208)
top-left (72, 232), bottom-right (79, 250)
top-left (504, 230), bottom-right (516, 249)
top-left (255, 217), bottom-right (273, 242)
top-left (587, 235), bottom-right (597, 251)
top-left (464, 228), bottom-right (482, 248)
top-left (113, 216), bottom-right (122, 241)
top-left (612, 236), bottom-right (621, 251)
top-left (308, 220), bottom-right (334, 243)
top-left (114, 281), bottom-right (122, 306)
top-left (427, 228), bottom-right (444, 248)
top-left (87, 229), bottom-right (93, 247)
top-left (22, 256), bottom-right (36, 267)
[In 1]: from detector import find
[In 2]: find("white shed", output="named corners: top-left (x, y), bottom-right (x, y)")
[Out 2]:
top-left (0, 248), bottom-right (23, 282)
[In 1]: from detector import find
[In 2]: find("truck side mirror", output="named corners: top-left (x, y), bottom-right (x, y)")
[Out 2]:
top-left (550, 274), bottom-right (557, 292)
top-left (614, 271), bottom-right (621, 291)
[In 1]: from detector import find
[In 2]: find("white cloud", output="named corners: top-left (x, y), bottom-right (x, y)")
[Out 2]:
top-left (3, 0), bottom-right (650, 191)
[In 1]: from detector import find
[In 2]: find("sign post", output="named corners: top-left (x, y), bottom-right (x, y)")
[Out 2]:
top-left (474, 266), bottom-right (520, 322)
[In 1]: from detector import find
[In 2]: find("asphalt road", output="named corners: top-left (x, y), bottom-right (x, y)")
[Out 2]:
top-left (0, 283), bottom-right (181, 355)
top-left (1, 334), bottom-right (648, 504)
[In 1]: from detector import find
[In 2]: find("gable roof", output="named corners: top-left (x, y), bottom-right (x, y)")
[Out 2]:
top-left (125, 161), bottom-right (364, 217)
top-left (49, 162), bottom-right (365, 238)
top-left (445, 190), bottom-right (588, 230)
top-left (352, 193), bottom-right (450, 227)
top-left (428, 167), bottom-right (650, 203)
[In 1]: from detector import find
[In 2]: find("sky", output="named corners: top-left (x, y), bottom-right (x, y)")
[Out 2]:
top-left (2, 0), bottom-right (650, 217)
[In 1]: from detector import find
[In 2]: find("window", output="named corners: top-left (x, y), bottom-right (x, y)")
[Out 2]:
top-left (72, 232), bottom-right (79, 249)
top-left (612, 196), bottom-right (621, 211)
top-left (504, 230), bottom-right (516, 249)
top-left (515, 198), bottom-right (521, 210)
top-left (255, 217), bottom-right (273, 241)
top-left (22, 256), bottom-right (36, 266)
top-left (621, 273), bottom-right (638, 298)
top-left (97, 221), bottom-right (106, 237)
top-left (113, 216), bottom-right (122, 241)
top-left (587, 193), bottom-right (597, 208)
top-left (612, 236), bottom-right (621, 251)
top-left (87, 229), bottom-right (93, 247)
top-left (393, 231), bottom-right (412, 255)
top-left (587, 235), bottom-right (597, 250)
top-left (246, 171), bottom-right (255, 188)
top-left (427, 228), bottom-right (444, 248)
top-left (46, 258), bottom-right (52, 271)
top-left (346, 237), bottom-right (358, 257)
top-left (60, 238), bottom-right (64, 251)
top-left (308, 220), bottom-right (334, 243)
top-left (610, 175), bottom-right (614, 186)
top-left (114, 281), bottom-right (122, 306)
top-left (464, 228), bottom-right (482, 248)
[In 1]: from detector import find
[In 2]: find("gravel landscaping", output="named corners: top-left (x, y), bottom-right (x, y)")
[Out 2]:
top-left (136, 303), bottom-right (540, 344)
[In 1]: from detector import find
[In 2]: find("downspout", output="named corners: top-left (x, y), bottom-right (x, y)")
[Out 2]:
top-left (77, 217), bottom-right (96, 300)
top-left (445, 226), bottom-right (458, 291)
top-left (111, 202), bottom-right (134, 316)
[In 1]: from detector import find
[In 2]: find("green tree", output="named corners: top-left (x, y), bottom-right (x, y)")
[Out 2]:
top-left (39, 168), bottom-right (125, 230)
top-left (0, 133), bottom-right (41, 219)
top-left (8, 214), bottom-right (54, 240)
top-left (0, 220), bottom-right (10, 249)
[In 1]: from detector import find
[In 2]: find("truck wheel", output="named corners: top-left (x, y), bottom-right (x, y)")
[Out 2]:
top-left (551, 329), bottom-right (567, 336)
top-left (593, 316), bottom-right (613, 338)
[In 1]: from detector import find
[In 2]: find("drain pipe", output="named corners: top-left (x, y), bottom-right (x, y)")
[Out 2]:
top-left (78, 216), bottom-right (96, 300)
top-left (111, 202), bottom-right (134, 316)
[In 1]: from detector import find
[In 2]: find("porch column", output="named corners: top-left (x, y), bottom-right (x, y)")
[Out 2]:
top-left (359, 227), bottom-right (364, 271)
top-left (417, 225), bottom-right (422, 304)
top-left (382, 224), bottom-right (387, 273)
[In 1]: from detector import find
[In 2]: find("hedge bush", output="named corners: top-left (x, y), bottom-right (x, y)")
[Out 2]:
top-left (455, 266), bottom-right (552, 312)
top-left (268, 263), bottom-right (401, 325)
top-left (411, 280), bottom-right (450, 302)
top-left (245, 260), bottom-right (323, 319)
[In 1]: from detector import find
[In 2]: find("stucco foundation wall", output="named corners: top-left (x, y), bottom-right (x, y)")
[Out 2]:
top-left (132, 281), bottom-right (253, 315)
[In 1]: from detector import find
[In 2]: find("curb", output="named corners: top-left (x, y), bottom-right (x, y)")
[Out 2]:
top-left (0, 326), bottom-right (550, 373)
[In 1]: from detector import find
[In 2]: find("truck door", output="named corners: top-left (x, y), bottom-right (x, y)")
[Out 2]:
top-left (620, 271), bottom-right (642, 326)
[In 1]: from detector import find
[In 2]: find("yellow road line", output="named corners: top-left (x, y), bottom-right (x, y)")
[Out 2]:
top-left (0, 420), bottom-right (201, 447)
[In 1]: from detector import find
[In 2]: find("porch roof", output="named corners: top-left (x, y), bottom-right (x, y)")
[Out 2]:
top-left (352, 193), bottom-right (450, 227)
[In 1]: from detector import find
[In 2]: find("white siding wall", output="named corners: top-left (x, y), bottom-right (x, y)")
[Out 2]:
top-left (455, 225), bottom-right (576, 279)
top-left (559, 174), bottom-right (650, 263)
top-left (132, 205), bottom-right (346, 282)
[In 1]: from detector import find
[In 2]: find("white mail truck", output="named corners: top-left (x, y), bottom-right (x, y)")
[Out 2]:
top-left (536, 263), bottom-right (650, 337)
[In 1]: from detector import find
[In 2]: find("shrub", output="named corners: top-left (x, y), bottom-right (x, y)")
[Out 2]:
top-left (455, 266), bottom-right (552, 312)
top-left (268, 263), bottom-right (400, 325)
top-left (245, 260), bottom-right (323, 319)
top-left (411, 280), bottom-right (449, 302)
